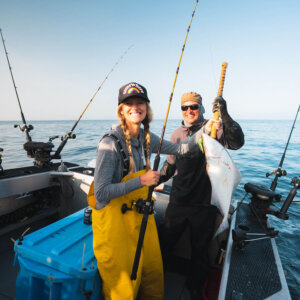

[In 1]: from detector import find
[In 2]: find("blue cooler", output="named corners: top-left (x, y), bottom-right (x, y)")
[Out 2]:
top-left (14, 209), bottom-right (102, 300)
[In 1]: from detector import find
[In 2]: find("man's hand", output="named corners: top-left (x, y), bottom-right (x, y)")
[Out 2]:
top-left (212, 96), bottom-right (230, 123)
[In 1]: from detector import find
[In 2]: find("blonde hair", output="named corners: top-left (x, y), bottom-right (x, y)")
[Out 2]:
top-left (117, 102), bottom-right (153, 174)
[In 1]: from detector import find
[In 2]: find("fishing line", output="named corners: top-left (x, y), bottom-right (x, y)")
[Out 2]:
top-left (52, 44), bottom-right (134, 159)
top-left (131, 0), bottom-right (199, 280)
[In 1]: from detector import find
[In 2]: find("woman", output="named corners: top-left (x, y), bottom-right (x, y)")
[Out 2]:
top-left (88, 82), bottom-right (202, 300)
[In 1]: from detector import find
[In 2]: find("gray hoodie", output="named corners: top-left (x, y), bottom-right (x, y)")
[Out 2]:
top-left (94, 124), bottom-right (200, 209)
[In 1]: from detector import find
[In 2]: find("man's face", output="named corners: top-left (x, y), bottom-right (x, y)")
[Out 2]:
top-left (181, 101), bottom-right (200, 125)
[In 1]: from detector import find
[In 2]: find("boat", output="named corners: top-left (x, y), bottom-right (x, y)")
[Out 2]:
top-left (1, 27), bottom-right (299, 300)
top-left (1, 111), bottom-right (299, 300)
top-left (1, 138), bottom-right (298, 300)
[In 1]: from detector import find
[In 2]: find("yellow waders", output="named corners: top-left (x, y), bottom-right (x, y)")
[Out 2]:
top-left (87, 170), bottom-right (164, 300)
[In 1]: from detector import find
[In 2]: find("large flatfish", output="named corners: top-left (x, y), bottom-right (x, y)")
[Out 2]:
top-left (202, 133), bottom-right (242, 236)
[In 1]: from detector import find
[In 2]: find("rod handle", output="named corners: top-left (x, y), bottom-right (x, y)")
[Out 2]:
top-left (211, 62), bottom-right (228, 138)
top-left (131, 155), bottom-right (160, 279)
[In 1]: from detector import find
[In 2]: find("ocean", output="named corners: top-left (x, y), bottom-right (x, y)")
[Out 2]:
top-left (0, 119), bottom-right (299, 299)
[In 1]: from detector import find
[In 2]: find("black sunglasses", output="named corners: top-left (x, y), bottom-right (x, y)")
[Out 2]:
top-left (181, 104), bottom-right (200, 111)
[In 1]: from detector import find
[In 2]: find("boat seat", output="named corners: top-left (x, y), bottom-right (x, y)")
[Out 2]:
top-left (23, 141), bottom-right (54, 154)
top-left (23, 141), bottom-right (55, 167)
top-left (244, 182), bottom-right (281, 201)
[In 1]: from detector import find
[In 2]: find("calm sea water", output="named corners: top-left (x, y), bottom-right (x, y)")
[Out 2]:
top-left (1, 119), bottom-right (299, 299)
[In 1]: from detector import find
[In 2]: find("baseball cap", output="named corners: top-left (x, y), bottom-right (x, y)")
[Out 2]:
top-left (118, 82), bottom-right (150, 105)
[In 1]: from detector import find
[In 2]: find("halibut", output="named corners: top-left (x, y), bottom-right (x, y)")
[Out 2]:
top-left (202, 133), bottom-right (242, 236)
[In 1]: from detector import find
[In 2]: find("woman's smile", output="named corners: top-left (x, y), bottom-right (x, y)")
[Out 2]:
top-left (122, 97), bottom-right (147, 124)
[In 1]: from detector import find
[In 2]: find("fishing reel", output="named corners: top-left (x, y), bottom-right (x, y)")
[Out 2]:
top-left (121, 199), bottom-right (154, 215)
top-left (48, 132), bottom-right (76, 144)
top-left (266, 167), bottom-right (287, 179)
top-left (14, 123), bottom-right (34, 133)
top-left (50, 132), bottom-right (77, 160)
top-left (63, 132), bottom-right (76, 140)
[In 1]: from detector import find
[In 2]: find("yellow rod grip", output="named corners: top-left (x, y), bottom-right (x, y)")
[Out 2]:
top-left (211, 62), bottom-right (228, 138)
top-left (217, 62), bottom-right (228, 97)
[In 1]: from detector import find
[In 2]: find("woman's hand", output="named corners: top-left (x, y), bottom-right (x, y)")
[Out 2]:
top-left (140, 169), bottom-right (160, 186)
top-left (205, 119), bottom-right (221, 134)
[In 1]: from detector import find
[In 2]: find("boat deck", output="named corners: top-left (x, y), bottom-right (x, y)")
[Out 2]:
top-left (219, 202), bottom-right (291, 300)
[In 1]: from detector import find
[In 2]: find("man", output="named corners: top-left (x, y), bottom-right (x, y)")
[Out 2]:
top-left (159, 92), bottom-right (244, 299)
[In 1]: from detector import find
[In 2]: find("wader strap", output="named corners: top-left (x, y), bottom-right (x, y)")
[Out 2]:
top-left (102, 133), bottom-right (129, 177)
top-left (101, 133), bottom-right (148, 177)
top-left (141, 143), bottom-right (148, 168)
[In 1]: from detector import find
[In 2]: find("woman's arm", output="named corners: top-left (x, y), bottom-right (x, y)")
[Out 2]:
top-left (150, 131), bottom-right (203, 156)
top-left (94, 137), bottom-right (142, 209)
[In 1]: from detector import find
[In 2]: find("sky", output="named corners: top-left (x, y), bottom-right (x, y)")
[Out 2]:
top-left (0, 0), bottom-right (300, 121)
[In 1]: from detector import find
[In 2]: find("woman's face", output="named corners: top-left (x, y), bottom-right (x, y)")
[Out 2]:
top-left (122, 97), bottom-right (147, 125)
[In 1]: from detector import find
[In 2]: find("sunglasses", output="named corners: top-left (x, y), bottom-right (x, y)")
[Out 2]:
top-left (181, 104), bottom-right (200, 111)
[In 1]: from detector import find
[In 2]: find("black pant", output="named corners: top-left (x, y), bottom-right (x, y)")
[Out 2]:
top-left (160, 203), bottom-right (218, 291)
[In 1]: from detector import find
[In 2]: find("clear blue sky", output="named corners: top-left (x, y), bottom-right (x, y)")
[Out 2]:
top-left (1, 0), bottom-right (299, 121)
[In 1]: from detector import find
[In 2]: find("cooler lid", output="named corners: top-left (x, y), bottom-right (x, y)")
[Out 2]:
top-left (14, 209), bottom-right (97, 279)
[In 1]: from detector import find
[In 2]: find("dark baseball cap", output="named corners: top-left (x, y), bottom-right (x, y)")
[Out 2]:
top-left (118, 82), bottom-right (150, 105)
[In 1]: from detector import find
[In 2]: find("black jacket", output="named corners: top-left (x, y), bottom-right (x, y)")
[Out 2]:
top-left (159, 116), bottom-right (244, 206)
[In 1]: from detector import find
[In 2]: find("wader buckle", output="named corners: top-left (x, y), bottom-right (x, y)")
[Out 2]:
top-left (121, 199), bottom-right (154, 214)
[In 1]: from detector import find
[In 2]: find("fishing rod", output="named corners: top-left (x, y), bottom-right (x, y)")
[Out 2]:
top-left (1, 29), bottom-right (56, 167)
top-left (52, 45), bottom-right (134, 159)
top-left (211, 61), bottom-right (228, 139)
top-left (266, 104), bottom-right (300, 191)
top-left (0, 147), bottom-right (3, 174)
top-left (130, 0), bottom-right (199, 280)
top-left (0, 28), bottom-right (33, 142)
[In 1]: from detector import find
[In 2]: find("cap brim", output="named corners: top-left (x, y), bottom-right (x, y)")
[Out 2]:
top-left (119, 94), bottom-right (150, 104)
